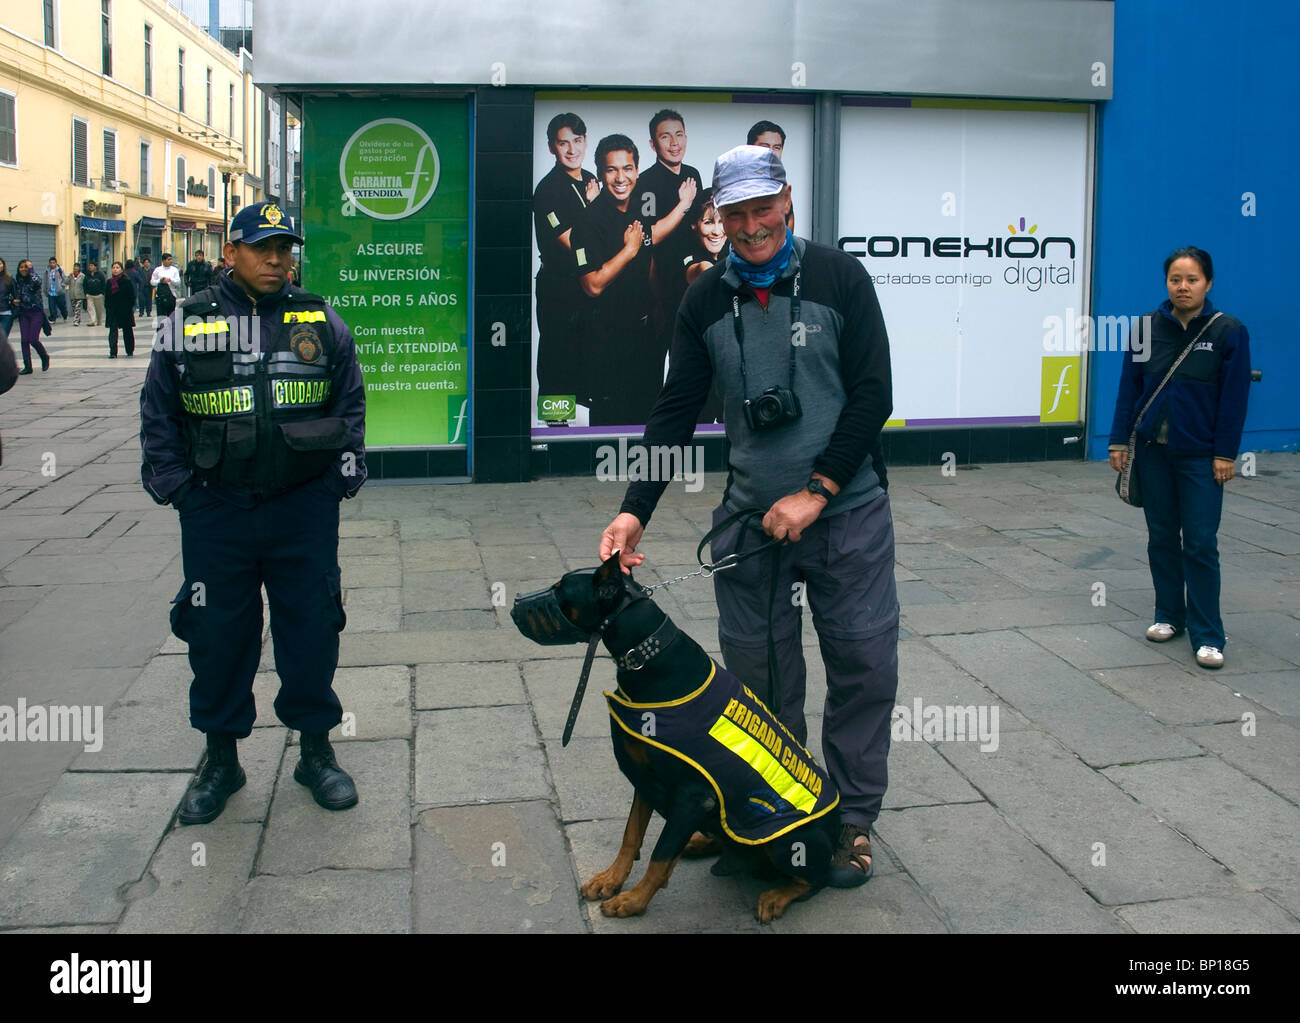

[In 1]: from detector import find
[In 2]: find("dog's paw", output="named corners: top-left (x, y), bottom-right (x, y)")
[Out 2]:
top-left (581, 870), bottom-right (626, 900)
top-left (756, 881), bottom-right (810, 923)
top-left (600, 891), bottom-right (649, 918)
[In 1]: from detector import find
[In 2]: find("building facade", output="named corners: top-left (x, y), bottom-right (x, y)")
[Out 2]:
top-left (1, 0), bottom-right (267, 275)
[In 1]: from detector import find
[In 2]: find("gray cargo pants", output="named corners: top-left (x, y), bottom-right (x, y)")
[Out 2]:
top-left (710, 492), bottom-right (899, 829)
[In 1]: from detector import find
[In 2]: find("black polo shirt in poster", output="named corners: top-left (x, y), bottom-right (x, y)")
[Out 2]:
top-left (534, 165), bottom-right (597, 274)
top-left (533, 164), bottom-right (598, 399)
top-left (637, 161), bottom-right (703, 261)
top-left (571, 189), bottom-right (662, 424)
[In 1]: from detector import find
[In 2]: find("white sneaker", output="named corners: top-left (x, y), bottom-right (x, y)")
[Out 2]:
top-left (1146, 623), bottom-right (1178, 642)
top-left (1196, 646), bottom-right (1225, 669)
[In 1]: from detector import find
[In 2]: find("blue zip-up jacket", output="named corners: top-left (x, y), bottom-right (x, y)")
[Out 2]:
top-left (140, 271), bottom-right (367, 504)
top-left (1107, 298), bottom-right (1251, 460)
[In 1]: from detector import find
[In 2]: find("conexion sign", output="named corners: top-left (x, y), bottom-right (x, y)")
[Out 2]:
top-left (837, 102), bottom-right (1090, 426)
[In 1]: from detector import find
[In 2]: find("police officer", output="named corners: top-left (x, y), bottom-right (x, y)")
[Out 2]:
top-left (140, 200), bottom-right (368, 825)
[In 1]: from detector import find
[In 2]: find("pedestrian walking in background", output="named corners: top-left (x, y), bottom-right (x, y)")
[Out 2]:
top-left (105, 260), bottom-right (137, 358)
top-left (83, 262), bottom-right (107, 326)
top-left (136, 257), bottom-right (154, 316)
top-left (12, 259), bottom-right (51, 374)
top-left (0, 258), bottom-right (15, 341)
top-left (1109, 246), bottom-right (1252, 670)
top-left (46, 257), bottom-right (69, 323)
top-left (151, 253), bottom-right (181, 318)
top-left (68, 262), bottom-right (87, 325)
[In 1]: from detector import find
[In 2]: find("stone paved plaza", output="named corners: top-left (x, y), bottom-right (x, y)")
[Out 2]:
top-left (1, 322), bottom-right (1297, 933)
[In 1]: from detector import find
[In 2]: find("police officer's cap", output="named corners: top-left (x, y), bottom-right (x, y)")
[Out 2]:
top-left (229, 202), bottom-right (305, 246)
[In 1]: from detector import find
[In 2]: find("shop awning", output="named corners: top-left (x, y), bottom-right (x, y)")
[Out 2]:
top-left (81, 216), bottom-right (126, 233)
top-left (206, 223), bottom-right (225, 234)
top-left (135, 217), bottom-right (167, 231)
top-left (172, 219), bottom-right (198, 230)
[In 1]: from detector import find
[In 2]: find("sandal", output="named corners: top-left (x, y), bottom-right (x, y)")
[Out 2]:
top-left (828, 823), bottom-right (873, 888)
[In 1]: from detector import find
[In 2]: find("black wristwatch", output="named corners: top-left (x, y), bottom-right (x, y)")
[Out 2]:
top-left (806, 477), bottom-right (832, 501)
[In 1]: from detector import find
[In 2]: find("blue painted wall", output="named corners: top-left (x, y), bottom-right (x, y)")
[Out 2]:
top-left (1088, 1), bottom-right (1299, 458)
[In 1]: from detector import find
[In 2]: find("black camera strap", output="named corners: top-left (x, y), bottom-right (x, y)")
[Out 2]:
top-left (732, 271), bottom-right (801, 400)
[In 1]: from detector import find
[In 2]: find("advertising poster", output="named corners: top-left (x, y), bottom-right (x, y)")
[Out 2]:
top-left (302, 97), bottom-right (471, 448)
top-left (837, 101), bottom-right (1090, 427)
top-left (531, 92), bottom-right (815, 438)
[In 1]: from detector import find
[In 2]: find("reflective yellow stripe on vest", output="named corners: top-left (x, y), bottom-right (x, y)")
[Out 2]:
top-left (183, 320), bottom-right (231, 335)
top-left (707, 715), bottom-right (820, 813)
top-left (283, 310), bottom-right (326, 323)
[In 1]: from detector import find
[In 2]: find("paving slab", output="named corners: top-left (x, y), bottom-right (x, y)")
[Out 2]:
top-left (0, 772), bottom-right (191, 927)
top-left (1116, 893), bottom-right (1300, 934)
top-left (414, 706), bottom-right (550, 807)
top-left (545, 735), bottom-right (637, 823)
top-left (117, 822), bottom-right (262, 933)
top-left (931, 630), bottom-right (1202, 766)
top-left (522, 658), bottom-right (622, 741)
top-left (1222, 670), bottom-right (1300, 721)
top-left (1179, 717), bottom-right (1300, 806)
top-left (415, 660), bottom-right (528, 709)
top-left (330, 665), bottom-right (412, 740)
top-left (939, 730), bottom-right (1234, 906)
top-left (238, 870), bottom-right (410, 933)
top-left (1091, 663), bottom-right (1258, 727)
top-left (1021, 623), bottom-right (1172, 670)
top-left (1109, 617), bottom-right (1296, 675)
top-left (69, 655), bottom-right (200, 771)
top-left (413, 801), bottom-right (586, 933)
top-left (874, 803), bottom-right (1125, 933)
top-left (260, 739), bottom-right (410, 873)
top-left (340, 586), bottom-right (402, 632)
top-left (902, 594), bottom-right (1135, 636)
top-left (1104, 757), bottom-right (1300, 885)
top-left (399, 538), bottom-right (482, 572)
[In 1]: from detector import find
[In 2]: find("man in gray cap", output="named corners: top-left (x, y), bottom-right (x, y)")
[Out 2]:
top-left (598, 145), bottom-right (896, 887)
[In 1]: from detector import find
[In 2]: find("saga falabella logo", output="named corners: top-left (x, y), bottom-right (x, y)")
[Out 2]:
top-left (340, 118), bottom-right (441, 221)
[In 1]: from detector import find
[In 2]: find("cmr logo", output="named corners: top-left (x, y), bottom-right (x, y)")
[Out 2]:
top-left (538, 394), bottom-right (576, 422)
top-left (1040, 356), bottom-right (1081, 422)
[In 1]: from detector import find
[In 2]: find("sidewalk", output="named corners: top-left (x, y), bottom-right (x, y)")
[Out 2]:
top-left (1, 320), bottom-right (1298, 933)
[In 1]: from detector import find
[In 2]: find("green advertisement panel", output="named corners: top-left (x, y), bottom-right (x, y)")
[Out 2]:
top-left (302, 98), bottom-right (470, 448)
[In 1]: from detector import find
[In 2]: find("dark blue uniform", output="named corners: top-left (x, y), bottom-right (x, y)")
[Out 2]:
top-left (140, 270), bottom-right (367, 737)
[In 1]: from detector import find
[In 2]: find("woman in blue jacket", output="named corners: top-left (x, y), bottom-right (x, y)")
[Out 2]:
top-left (1108, 247), bottom-right (1251, 669)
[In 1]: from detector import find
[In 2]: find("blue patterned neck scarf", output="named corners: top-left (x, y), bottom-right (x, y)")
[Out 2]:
top-left (728, 232), bottom-right (794, 288)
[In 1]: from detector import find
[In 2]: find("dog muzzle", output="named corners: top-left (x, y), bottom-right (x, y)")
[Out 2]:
top-left (511, 585), bottom-right (591, 646)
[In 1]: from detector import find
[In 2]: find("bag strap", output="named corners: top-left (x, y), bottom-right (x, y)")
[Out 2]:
top-left (1131, 312), bottom-right (1222, 436)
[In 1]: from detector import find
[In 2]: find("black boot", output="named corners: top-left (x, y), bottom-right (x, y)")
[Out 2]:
top-left (178, 734), bottom-right (246, 825)
top-left (294, 732), bottom-right (358, 810)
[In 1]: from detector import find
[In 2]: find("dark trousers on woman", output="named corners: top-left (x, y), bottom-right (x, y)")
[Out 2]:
top-left (109, 326), bottom-right (135, 357)
top-left (1137, 441), bottom-right (1225, 649)
top-left (17, 309), bottom-right (49, 370)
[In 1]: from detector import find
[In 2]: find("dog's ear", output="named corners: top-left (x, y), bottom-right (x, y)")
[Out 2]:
top-left (594, 549), bottom-right (624, 587)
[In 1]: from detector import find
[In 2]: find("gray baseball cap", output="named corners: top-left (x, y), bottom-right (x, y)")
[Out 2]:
top-left (712, 145), bottom-right (788, 208)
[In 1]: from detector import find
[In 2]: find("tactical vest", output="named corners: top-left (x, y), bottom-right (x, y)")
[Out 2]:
top-left (607, 662), bottom-right (839, 845)
top-left (174, 286), bottom-right (347, 497)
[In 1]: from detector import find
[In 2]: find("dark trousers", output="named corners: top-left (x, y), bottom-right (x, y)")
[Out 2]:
top-left (709, 493), bottom-right (900, 829)
top-left (108, 326), bottom-right (135, 357)
top-left (136, 287), bottom-right (151, 316)
top-left (46, 293), bottom-right (68, 320)
top-left (17, 309), bottom-right (48, 369)
top-left (1138, 442), bottom-right (1225, 649)
top-left (170, 479), bottom-right (347, 737)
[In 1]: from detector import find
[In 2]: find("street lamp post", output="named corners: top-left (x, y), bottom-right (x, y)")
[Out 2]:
top-left (218, 161), bottom-right (247, 251)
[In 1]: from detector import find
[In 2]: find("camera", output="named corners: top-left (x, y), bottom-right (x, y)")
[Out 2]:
top-left (743, 386), bottom-right (802, 432)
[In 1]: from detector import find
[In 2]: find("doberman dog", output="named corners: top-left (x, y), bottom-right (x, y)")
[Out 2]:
top-left (512, 553), bottom-right (846, 922)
